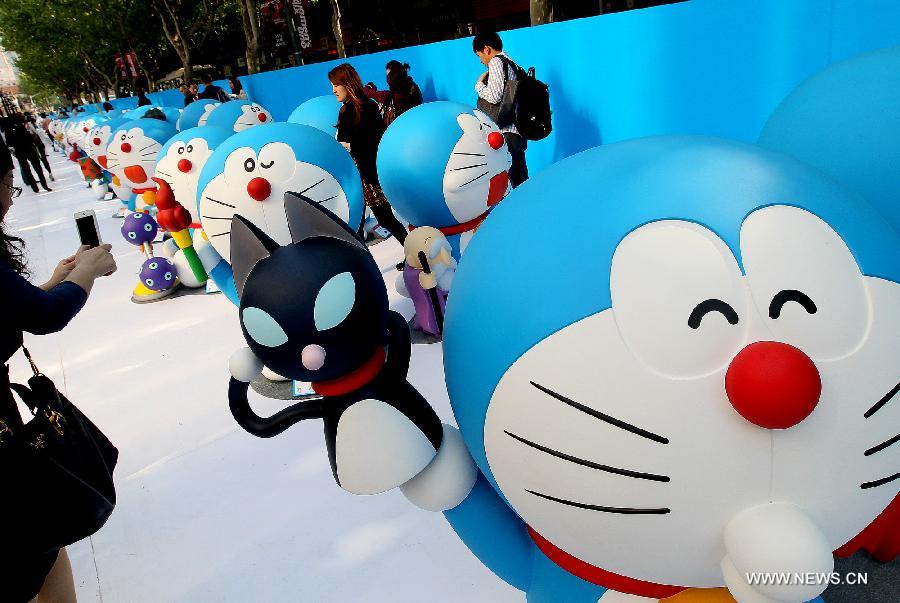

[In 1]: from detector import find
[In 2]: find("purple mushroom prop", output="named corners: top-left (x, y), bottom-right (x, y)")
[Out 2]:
top-left (139, 257), bottom-right (178, 291)
top-left (121, 212), bottom-right (158, 246)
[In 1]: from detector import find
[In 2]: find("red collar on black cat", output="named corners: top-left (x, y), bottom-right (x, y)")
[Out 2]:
top-left (311, 347), bottom-right (386, 397)
top-left (527, 527), bottom-right (687, 599)
top-left (407, 210), bottom-right (490, 237)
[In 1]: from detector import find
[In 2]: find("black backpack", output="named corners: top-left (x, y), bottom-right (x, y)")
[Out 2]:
top-left (498, 56), bottom-right (553, 141)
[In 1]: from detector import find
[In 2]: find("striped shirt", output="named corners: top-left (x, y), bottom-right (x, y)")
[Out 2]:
top-left (475, 52), bottom-right (519, 136)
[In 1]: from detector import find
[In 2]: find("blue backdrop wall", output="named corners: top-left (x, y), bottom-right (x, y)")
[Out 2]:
top-left (99, 0), bottom-right (900, 174)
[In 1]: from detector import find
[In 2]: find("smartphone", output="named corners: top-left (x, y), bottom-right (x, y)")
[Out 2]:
top-left (74, 209), bottom-right (102, 248)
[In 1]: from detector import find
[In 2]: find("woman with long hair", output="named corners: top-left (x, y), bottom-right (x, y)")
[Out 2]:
top-left (0, 151), bottom-right (116, 603)
top-left (328, 63), bottom-right (408, 245)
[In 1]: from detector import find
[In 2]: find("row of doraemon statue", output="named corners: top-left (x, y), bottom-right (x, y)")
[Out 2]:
top-left (224, 49), bottom-right (899, 603)
top-left (63, 46), bottom-right (900, 602)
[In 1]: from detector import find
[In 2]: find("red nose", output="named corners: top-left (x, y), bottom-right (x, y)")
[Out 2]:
top-left (92, 137), bottom-right (101, 146)
top-left (725, 341), bottom-right (821, 430)
top-left (121, 142), bottom-right (132, 153)
top-left (177, 158), bottom-right (193, 173)
top-left (487, 131), bottom-right (504, 150)
top-left (257, 113), bottom-right (267, 122)
top-left (83, 127), bottom-right (89, 132)
top-left (247, 177), bottom-right (271, 201)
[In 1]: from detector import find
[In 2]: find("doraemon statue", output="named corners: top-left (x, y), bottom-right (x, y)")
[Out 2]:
top-left (419, 136), bottom-right (898, 602)
top-left (86, 117), bottom-right (136, 208)
top-left (377, 101), bottom-right (512, 259)
top-left (154, 126), bottom-right (233, 224)
top-left (177, 100), bottom-right (221, 131)
top-left (196, 122), bottom-right (364, 303)
top-left (106, 117), bottom-right (178, 198)
top-left (287, 95), bottom-right (340, 136)
top-left (205, 100), bottom-right (273, 133)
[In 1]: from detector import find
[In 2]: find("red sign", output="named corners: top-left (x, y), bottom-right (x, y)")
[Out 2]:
top-left (124, 51), bottom-right (139, 79)
top-left (114, 54), bottom-right (127, 79)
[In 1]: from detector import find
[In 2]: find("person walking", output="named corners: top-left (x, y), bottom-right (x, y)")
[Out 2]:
top-left (473, 31), bottom-right (529, 187)
top-left (328, 63), bottom-right (408, 246)
top-left (135, 88), bottom-right (152, 107)
top-left (0, 152), bottom-right (117, 603)
top-left (24, 120), bottom-right (53, 182)
top-left (180, 83), bottom-right (197, 107)
top-left (198, 74), bottom-right (230, 103)
top-left (382, 61), bottom-right (423, 124)
top-left (2, 116), bottom-right (51, 193)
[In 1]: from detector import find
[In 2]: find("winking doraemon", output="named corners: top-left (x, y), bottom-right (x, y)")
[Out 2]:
top-left (394, 136), bottom-right (899, 603)
top-left (196, 122), bottom-right (364, 304)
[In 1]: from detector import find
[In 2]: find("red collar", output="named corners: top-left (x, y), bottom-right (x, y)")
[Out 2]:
top-left (527, 527), bottom-right (687, 599)
top-left (408, 210), bottom-right (490, 237)
top-left (311, 347), bottom-right (385, 397)
top-left (132, 187), bottom-right (156, 194)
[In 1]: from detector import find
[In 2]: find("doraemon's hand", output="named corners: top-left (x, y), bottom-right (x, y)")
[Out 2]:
top-left (401, 424), bottom-right (478, 512)
top-left (721, 503), bottom-right (833, 603)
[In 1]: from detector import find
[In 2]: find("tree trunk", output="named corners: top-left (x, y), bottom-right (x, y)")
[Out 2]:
top-left (330, 0), bottom-right (346, 58)
top-left (530, 0), bottom-right (554, 25)
top-left (240, 0), bottom-right (261, 74)
top-left (154, 0), bottom-right (192, 85)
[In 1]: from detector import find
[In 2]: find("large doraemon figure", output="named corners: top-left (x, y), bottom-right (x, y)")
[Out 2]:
top-left (177, 100), bottom-right (221, 131)
top-left (287, 95), bottom-right (340, 136)
top-left (415, 136), bottom-right (899, 603)
top-left (106, 118), bottom-right (178, 195)
top-left (155, 126), bottom-right (233, 224)
top-left (377, 101), bottom-right (512, 259)
top-left (196, 122), bottom-right (364, 303)
top-left (205, 100), bottom-right (273, 133)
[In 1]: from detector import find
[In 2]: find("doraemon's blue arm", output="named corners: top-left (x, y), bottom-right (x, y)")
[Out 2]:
top-left (443, 472), bottom-right (534, 592)
top-left (209, 259), bottom-right (239, 304)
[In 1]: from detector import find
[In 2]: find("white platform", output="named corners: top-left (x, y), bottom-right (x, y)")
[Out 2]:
top-left (7, 151), bottom-right (519, 602)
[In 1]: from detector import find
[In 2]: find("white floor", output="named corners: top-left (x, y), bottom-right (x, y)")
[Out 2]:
top-left (7, 151), bottom-right (519, 602)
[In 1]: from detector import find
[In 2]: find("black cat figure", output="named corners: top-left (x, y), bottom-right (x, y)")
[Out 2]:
top-left (227, 192), bottom-right (444, 495)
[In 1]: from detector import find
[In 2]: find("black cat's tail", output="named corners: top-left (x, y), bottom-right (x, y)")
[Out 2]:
top-left (229, 377), bottom-right (324, 438)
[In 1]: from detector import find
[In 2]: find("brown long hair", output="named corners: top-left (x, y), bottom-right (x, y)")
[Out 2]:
top-left (0, 152), bottom-right (27, 275)
top-left (328, 63), bottom-right (367, 124)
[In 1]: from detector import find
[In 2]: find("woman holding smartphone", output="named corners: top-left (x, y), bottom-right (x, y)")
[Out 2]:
top-left (0, 152), bottom-right (116, 602)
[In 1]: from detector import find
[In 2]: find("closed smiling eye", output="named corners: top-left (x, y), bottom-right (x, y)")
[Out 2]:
top-left (688, 299), bottom-right (739, 329)
top-left (260, 160), bottom-right (275, 169)
top-left (769, 289), bottom-right (817, 319)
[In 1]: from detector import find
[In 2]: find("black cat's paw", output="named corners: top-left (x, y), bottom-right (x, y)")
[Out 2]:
top-left (333, 398), bottom-right (439, 495)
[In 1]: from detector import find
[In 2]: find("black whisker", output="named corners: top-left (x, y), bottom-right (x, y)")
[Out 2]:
top-left (453, 152), bottom-right (485, 157)
top-left (205, 197), bottom-right (235, 209)
top-left (864, 433), bottom-right (900, 457)
top-left (156, 171), bottom-right (172, 177)
top-left (138, 144), bottom-right (157, 152)
top-left (861, 472), bottom-right (900, 489)
top-left (505, 431), bottom-right (670, 482)
top-left (865, 382), bottom-right (899, 418)
top-left (458, 171), bottom-right (489, 188)
top-left (201, 215), bottom-right (232, 221)
top-left (210, 231), bottom-right (231, 237)
top-left (450, 163), bottom-right (488, 172)
top-left (316, 195), bottom-right (338, 204)
top-left (298, 178), bottom-right (325, 195)
top-left (525, 489), bottom-right (670, 515)
top-left (530, 381), bottom-right (670, 444)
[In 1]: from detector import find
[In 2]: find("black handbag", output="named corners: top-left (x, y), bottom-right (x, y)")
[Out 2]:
top-left (0, 347), bottom-right (118, 555)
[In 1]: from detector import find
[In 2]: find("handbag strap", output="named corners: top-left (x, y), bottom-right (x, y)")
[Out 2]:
top-left (21, 345), bottom-right (42, 377)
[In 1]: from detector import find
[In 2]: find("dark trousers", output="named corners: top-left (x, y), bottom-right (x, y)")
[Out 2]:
top-left (503, 132), bottom-right (528, 188)
top-left (372, 203), bottom-right (407, 244)
top-left (14, 148), bottom-right (48, 191)
top-left (35, 145), bottom-right (52, 175)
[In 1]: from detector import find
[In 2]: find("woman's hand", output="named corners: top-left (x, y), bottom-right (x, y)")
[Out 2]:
top-left (40, 245), bottom-right (89, 290)
top-left (77, 244), bottom-right (117, 278)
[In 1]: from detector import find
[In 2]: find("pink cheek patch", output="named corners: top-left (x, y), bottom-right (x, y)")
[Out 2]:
top-left (301, 344), bottom-right (326, 371)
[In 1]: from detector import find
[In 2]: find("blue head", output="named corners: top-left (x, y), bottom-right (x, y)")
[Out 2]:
top-left (205, 100), bottom-right (274, 133)
top-left (177, 100), bottom-right (221, 131)
top-left (155, 126), bottom-right (234, 223)
top-left (287, 95), bottom-right (341, 136)
top-left (196, 122), bottom-right (364, 304)
top-left (377, 101), bottom-right (512, 255)
top-left (760, 45), bottom-right (900, 233)
top-left (444, 135), bottom-right (900, 588)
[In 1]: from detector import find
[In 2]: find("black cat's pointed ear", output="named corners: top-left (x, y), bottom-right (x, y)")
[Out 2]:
top-left (231, 215), bottom-right (280, 299)
top-left (284, 191), bottom-right (366, 250)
